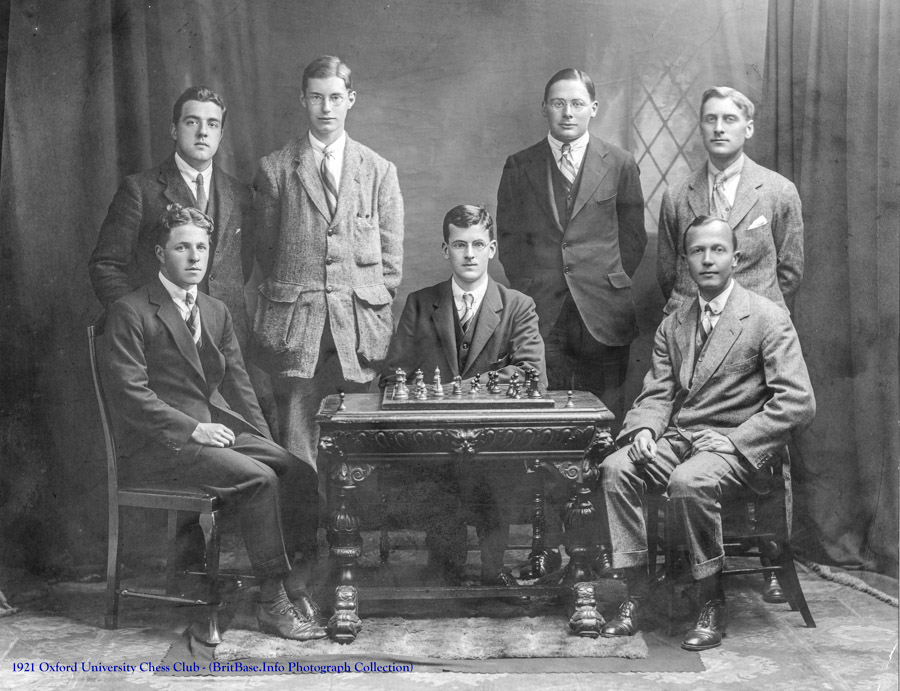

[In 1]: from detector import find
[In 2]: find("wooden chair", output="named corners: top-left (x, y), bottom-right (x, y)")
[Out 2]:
top-left (88, 325), bottom-right (225, 644)
top-left (647, 456), bottom-right (815, 630)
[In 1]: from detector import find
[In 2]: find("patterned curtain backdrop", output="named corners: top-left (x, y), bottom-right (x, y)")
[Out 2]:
top-left (0, 0), bottom-right (771, 571)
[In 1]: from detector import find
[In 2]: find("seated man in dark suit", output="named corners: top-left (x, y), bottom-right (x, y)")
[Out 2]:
top-left (599, 216), bottom-right (815, 650)
top-left (102, 204), bottom-right (324, 641)
top-left (381, 204), bottom-right (547, 586)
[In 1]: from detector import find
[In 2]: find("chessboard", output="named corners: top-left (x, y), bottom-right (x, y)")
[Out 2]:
top-left (382, 368), bottom-right (555, 410)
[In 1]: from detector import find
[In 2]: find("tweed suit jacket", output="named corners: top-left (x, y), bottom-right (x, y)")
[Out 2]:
top-left (657, 156), bottom-right (804, 316)
top-left (252, 135), bottom-right (404, 381)
top-left (102, 278), bottom-right (271, 477)
top-left (497, 135), bottom-right (646, 346)
top-left (619, 282), bottom-right (815, 469)
top-left (379, 278), bottom-right (547, 388)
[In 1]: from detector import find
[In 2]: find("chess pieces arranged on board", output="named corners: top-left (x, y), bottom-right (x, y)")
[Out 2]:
top-left (394, 368), bottom-right (409, 400)
top-left (433, 368), bottom-right (444, 397)
top-left (413, 369), bottom-right (428, 400)
top-left (452, 375), bottom-right (463, 396)
top-left (487, 371), bottom-right (500, 394)
top-left (525, 367), bottom-right (542, 398)
top-left (470, 373), bottom-right (482, 395)
top-left (506, 372), bottom-right (521, 399)
top-left (390, 367), bottom-right (545, 401)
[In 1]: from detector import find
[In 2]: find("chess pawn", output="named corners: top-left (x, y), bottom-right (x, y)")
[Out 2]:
top-left (469, 373), bottom-right (481, 395)
top-left (433, 367), bottom-right (445, 397)
top-left (488, 371), bottom-right (500, 394)
top-left (452, 376), bottom-right (463, 396)
top-left (506, 371), bottom-right (520, 398)
top-left (528, 369), bottom-right (542, 398)
top-left (394, 368), bottom-right (409, 400)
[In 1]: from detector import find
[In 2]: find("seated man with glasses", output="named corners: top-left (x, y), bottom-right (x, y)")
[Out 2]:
top-left (380, 204), bottom-right (546, 587)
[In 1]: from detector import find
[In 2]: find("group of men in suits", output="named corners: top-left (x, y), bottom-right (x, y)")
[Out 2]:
top-left (89, 55), bottom-right (813, 650)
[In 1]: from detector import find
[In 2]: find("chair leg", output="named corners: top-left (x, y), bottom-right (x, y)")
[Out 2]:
top-left (773, 549), bottom-right (816, 628)
top-left (105, 504), bottom-right (123, 630)
top-left (199, 510), bottom-right (222, 645)
top-left (165, 510), bottom-right (179, 596)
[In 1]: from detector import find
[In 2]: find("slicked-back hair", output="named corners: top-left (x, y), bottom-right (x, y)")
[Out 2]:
top-left (543, 68), bottom-right (596, 102)
top-left (682, 215), bottom-right (739, 255)
top-left (302, 55), bottom-right (353, 93)
top-left (700, 86), bottom-right (755, 120)
top-left (156, 203), bottom-right (214, 247)
top-left (442, 204), bottom-right (495, 243)
top-left (172, 86), bottom-right (227, 126)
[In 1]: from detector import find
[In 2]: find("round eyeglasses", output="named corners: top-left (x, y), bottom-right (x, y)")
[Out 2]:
top-left (547, 99), bottom-right (589, 112)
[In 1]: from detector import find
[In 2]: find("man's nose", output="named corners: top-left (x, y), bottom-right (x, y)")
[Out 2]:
top-left (702, 250), bottom-right (714, 264)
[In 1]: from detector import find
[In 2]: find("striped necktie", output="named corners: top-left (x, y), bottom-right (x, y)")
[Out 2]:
top-left (185, 292), bottom-right (201, 345)
top-left (460, 292), bottom-right (475, 332)
top-left (559, 143), bottom-right (577, 188)
top-left (712, 171), bottom-right (730, 220)
top-left (700, 304), bottom-right (713, 346)
top-left (321, 148), bottom-right (339, 218)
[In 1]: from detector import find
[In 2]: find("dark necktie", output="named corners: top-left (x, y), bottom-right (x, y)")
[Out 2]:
top-left (460, 292), bottom-right (475, 332)
top-left (321, 148), bottom-right (339, 218)
top-left (185, 292), bottom-right (201, 345)
top-left (195, 173), bottom-right (208, 213)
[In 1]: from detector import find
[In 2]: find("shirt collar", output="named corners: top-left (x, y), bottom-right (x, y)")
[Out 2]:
top-left (174, 151), bottom-right (213, 184)
top-left (309, 130), bottom-right (347, 155)
top-left (451, 276), bottom-right (489, 305)
top-left (158, 271), bottom-right (198, 307)
top-left (547, 130), bottom-right (590, 157)
top-left (707, 153), bottom-right (744, 181)
top-left (698, 278), bottom-right (735, 315)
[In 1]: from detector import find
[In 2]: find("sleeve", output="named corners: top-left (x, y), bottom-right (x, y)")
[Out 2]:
top-left (379, 293), bottom-right (419, 388)
top-left (618, 319), bottom-right (679, 443)
top-left (616, 153), bottom-right (647, 278)
top-left (727, 310), bottom-right (816, 467)
top-left (496, 155), bottom-right (523, 285)
top-left (499, 295), bottom-right (547, 387)
top-left (771, 179), bottom-right (804, 305)
top-left (378, 162), bottom-right (405, 296)
top-left (218, 305), bottom-right (273, 440)
top-left (89, 177), bottom-right (145, 308)
top-left (103, 299), bottom-right (199, 453)
top-left (236, 180), bottom-right (256, 283)
top-left (656, 188), bottom-right (679, 301)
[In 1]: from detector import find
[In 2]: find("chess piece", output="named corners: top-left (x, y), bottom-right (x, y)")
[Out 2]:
top-left (565, 390), bottom-right (574, 408)
top-left (394, 368), bottom-right (409, 400)
top-left (528, 369), bottom-right (542, 398)
top-left (506, 371), bottom-right (520, 398)
top-left (487, 371), bottom-right (500, 394)
top-left (452, 376), bottom-right (463, 396)
top-left (432, 368), bottom-right (445, 397)
top-left (337, 391), bottom-right (347, 411)
top-left (413, 369), bottom-right (428, 400)
top-left (470, 373), bottom-right (481, 395)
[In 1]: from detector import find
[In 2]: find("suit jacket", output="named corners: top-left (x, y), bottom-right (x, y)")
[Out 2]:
top-left (252, 135), bottom-right (404, 381)
top-left (380, 278), bottom-right (547, 388)
top-left (102, 278), bottom-right (271, 477)
top-left (619, 282), bottom-right (815, 469)
top-left (497, 135), bottom-right (647, 346)
top-left (657, 155), bottom-right (804, 315)
top-left (89, 155), bottom-right (255, 348)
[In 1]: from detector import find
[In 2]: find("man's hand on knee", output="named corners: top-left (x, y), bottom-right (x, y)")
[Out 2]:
top-left (191, 423), bottom-right (236, 447)
top-left (627, 429), bottom-right (657, 465)
top-left (689, 429), bottom-right (736, 455)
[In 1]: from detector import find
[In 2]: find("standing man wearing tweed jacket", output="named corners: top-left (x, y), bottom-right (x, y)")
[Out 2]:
top-left (251, 56), bottom-right (404, 537)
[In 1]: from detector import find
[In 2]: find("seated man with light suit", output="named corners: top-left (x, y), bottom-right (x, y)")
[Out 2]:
top-left (600, 216), bottom-right (815, 651)
top-left (381, 204), bottom-right (547, 586)
top-left (102, 204), bottom-right (325, 641)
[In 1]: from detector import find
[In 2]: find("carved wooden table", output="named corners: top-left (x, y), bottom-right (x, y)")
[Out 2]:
top-left (316, 390), bottom-right (614, 643)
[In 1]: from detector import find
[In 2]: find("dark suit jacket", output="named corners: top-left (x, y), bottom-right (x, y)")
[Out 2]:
top-left (102, 278), bottom-right (272, 478)
top-left (657, 156), bottom-right (804, 315)
top-left (380, 278), bottom-right (546, 388)
top-left (497, 135), bottom-right (646, 346)
top-left (620, 282), bottom-right (815, 469)
top-left (89, 155), bottom-right (255, 348)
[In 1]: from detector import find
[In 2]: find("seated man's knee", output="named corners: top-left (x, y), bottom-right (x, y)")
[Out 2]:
top-left (601, 448), bottom-right (637, 487)
top-left (667, 462), bottom-right (715, 501)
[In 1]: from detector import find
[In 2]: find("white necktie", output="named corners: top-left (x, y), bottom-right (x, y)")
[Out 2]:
top-left (195, 173), bottom-right (207, 213)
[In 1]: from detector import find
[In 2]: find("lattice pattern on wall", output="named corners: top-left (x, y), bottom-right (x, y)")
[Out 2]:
top-left (631, 65), bottom-right (707, 231)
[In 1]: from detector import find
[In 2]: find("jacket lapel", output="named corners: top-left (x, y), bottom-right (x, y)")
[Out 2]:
top-left (211, 164), bottom-right (234, 235)
top-left (337, 137), bottom-right (362, 224)
top-left (686, 167), bottom-right (709, 219)
top-left (462, 279), bottom-right (502, 378)
top-left (431, 281), bottom-right (460, 377)
top-left (727, 157), bottom-right (762, 228)
top-left (293, 137), bottom-right (332, 222)
top-left (523, 142), bottom-right (563, 232)
top-left (674, 300), bottom-right (698, 391)
top-left (159, 155), bottom-right (196, 207)
top-left (149, 279), bottom-right (205, 382)
top-left (688, 283), bottom-right (748, 394)
top-left (571, 137), bottom-right (611, 221)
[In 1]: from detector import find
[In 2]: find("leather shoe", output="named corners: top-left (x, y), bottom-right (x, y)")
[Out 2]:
top-left (601, 597), bottom-right (643, 637)
top-left (762, 571), bottom-right (787, 604)
top-left (257, 603), bottom-right (328, 641)
top-left (289, 590), bottom-right (329, 627)
top-left (681, 599), bottom-right (727, 651)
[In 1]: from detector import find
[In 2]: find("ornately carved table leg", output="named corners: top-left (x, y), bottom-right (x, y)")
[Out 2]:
top-left (521, 460), bottom-right (554, 579)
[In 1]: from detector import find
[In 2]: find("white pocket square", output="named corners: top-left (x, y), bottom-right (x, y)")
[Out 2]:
top-left (235, 227), bottom-right (242, 234)
top-left (748, 216), bottom-right (768, 230)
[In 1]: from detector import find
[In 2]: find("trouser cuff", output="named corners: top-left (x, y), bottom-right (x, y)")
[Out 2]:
top-left (612, 548), bottom-right (648, 571)
top-left (691, 553), bottom-right (724, 580)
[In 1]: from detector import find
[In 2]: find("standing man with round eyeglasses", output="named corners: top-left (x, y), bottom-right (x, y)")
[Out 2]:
top-left (251, 56), bottom-right (404, 577)
top-left (497, 68), bottom-right (646, 427)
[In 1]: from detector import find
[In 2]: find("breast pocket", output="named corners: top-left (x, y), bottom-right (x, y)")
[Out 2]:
top-left (723, 354), bottom-right (759, 374)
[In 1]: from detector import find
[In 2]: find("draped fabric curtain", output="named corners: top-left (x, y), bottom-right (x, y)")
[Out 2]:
top-left (759, 0), bottom-right (899, 576)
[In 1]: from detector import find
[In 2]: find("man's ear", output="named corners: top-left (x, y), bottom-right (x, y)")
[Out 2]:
top-left (744, 119), bottom-right (754, 140)
top-left (442, 242), bottom-right (449, 260)
top-left (732, 250), bottom-right (741, 266)
top-left (155, 244), bottom-right (165, 263)
top-left (170, 123), bottom-right (177, 142)
top-left (488, 240), bottom-right (497, 259)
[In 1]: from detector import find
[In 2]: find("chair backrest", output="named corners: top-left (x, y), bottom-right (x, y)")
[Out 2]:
top-left (87, 325), bottom-right (119, 504)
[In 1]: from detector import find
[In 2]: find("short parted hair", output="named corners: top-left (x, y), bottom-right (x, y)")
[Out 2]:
top-left (442, 204), bottom-right (495, 243)
top-left (172, 86), bottom-right (227, 126)
top-left (156, 203), bottom-right (214, 247)
top-left (302, 56), bottom-right (353, 93)
top-left (543, 68), bottom-right (596, 102)
top-left (700, 86), bottom-right (755, 120)
top-left (682, 215), bottom-right (739, 254)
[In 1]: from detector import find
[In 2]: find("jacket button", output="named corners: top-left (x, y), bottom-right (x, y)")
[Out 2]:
top-left (564, 265), bottom-right (571, 274)
top-left (326, 286), bottom-right (333, 294)
top-left (562, 242), bottom-right (570, 249)
top-left (462, 343), bottom-right (469, 349)
top-left (326, 257), bottom-right (334, 265)
top-left (327, 228), bottom-right (335, 236)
